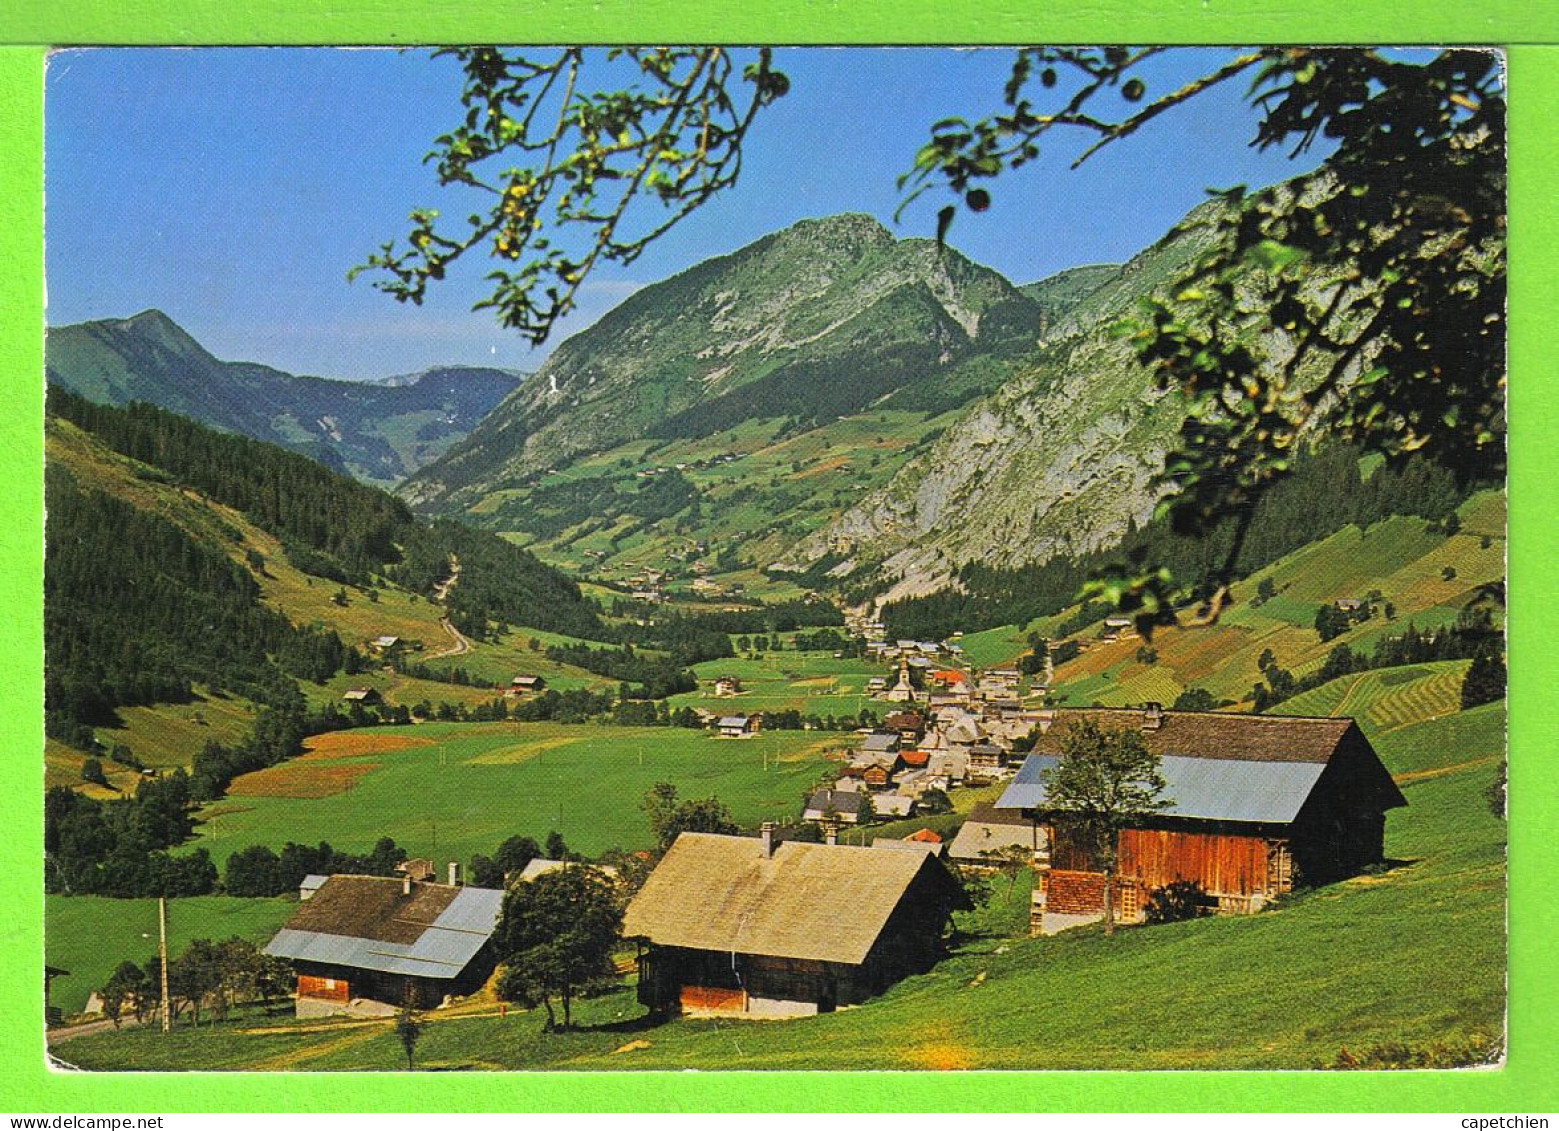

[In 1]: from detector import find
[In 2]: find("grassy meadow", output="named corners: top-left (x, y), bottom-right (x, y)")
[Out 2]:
top-left (670, 650), bottom-right (886, 720)
top-left (187, 721), bottom-right (840, 869)
top-left (46, 895), bottom-right (297, 1016)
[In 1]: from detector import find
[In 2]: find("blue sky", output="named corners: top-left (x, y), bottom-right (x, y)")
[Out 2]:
top-left (45, 47), bottom-right (1333, 380)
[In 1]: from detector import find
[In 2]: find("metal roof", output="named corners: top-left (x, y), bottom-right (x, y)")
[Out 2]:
top-left (299, 874), bottom-right (328, 891)
top-left (265, 883), bottom-right (502, 981)
top-left (997, 753), bottom-right (1329, 825)
top-left (717, 716), bottom-right (750, 728)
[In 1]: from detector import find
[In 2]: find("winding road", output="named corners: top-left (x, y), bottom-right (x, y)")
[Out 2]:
top-left (426, 554), bottom-right (473, 659)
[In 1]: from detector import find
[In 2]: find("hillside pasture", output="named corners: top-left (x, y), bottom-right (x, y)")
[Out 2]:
top-left (1276, 661), bottom-right (1472, 736)
top-left (45, 894), bottom-right (297, 1017)
top-left (1046, 492), bottom-right (1504, 711)
top-left (672, 652), bottom-right (885, 720)
top-left (189, 721), bottom-right (838, 870)
top-left (90, 687), bottom-right (261, 771)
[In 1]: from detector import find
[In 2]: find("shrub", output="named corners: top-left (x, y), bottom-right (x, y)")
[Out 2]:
top-left (1143, 880), bottom-right (1210, 924)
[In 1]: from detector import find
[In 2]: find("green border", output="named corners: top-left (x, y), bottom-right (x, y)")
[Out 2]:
top-left (3, 3), bottom-right (1555, 1113)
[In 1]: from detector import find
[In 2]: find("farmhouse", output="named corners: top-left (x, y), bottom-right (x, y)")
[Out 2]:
top-left (947, 801), bottom-right (1045, 866)
top-left (803, 788), bottom-right (867, 824)
top-left (368, 635), bottom-right (401, 654)
top-left (509, 674), bottom-right (546, 693)
top-left (623, 827), bottom-right (969, 1017)
top-left (716, 714), bottom-right (761, 738)
top-left (341, 688), bottom-right (381, 705)
top-left (711, 675), bottom-right (743, 697)
top-left (873, 794), bottom-right (915, 819)
top-left (882, 711), bottom-right (926, 744)
top-left (859, 731), bottom-right (900, 756)
top-left (997, 708), bottom-right (1408, 933)
top-left (263, 873), bottom-right (503, 1016)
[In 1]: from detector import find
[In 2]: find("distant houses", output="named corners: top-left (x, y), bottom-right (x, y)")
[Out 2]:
top-left (711, 675), bottom-right (743, 698)
top-left (622, 827), bottom-right (969, 1017)
top-left (716, 714), bottom-right (761, 738)
top-left (263, 872), bottom-right (503, 1016)
top-left (803, 788), bottom-right (867, 825)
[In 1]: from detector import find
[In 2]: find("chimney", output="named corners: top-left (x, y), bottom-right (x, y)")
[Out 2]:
top-left (760, 821), bottom-right (776, 859)
top-left (402, 874), bottom-right (412, 896)
top-left (1142, 702), bottom-right (1164, 730)
top-left (448, 861), bottom-right (461, 887)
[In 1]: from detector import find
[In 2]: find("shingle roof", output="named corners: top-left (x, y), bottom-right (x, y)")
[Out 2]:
top-left (948, 818), bottom-right (1041, 862)
top-left (621, 833), bottom-right (959, 965)
top-left (804, 788), bottom-right (864, 816)
top-left (264, 875), bottom-right (502, 981)
top-left (1023, 708), bottom-right (1355, 764)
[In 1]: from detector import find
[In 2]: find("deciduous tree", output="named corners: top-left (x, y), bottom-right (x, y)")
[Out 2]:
top-left (1040, 719), bottom-right (1170, 935)
top-left (495, 865), bottom-right (622, 1030)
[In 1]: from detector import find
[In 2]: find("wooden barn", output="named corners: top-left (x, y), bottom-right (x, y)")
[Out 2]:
top-left (263, 874), bottom-right (503, 1016)
top-left (997, 708), bottom-right (1407, 933)
top-left (623, 827), bottom-right (969, 1018)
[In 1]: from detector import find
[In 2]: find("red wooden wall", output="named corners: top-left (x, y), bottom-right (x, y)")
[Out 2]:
top-left (1118, 828), bottom-right (1271, 896)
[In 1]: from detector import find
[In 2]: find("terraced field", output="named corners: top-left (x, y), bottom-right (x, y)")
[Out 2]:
top-left (1045, 491), bottom-right (1504, 711)
top-left (1278, 661), bottom-right (1472, 736)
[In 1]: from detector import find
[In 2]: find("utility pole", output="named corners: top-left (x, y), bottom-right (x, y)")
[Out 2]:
top-left (158, 895), bottom-right (170, 1034)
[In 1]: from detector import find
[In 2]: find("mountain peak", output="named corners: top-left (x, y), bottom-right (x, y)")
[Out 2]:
top-left (769, 212), bottom-right (895, 253)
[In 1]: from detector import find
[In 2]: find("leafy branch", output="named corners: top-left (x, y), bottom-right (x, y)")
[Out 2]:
top-left (351, 47), bottom-right (788, 344)
top-left (912, 48), bottom-right (1505, 634)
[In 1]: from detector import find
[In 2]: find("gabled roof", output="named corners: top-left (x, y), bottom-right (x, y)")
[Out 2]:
top-left (622, 833), bottom-right (964, 965)
top-left (948, 817), bottom-right (1039, 863)
top-left (1020, 708), bottom-right (1355, 764)
top-left (717, 715), bottom-right (751, 728)
top-left (805, 788), bottom-right (865, 816)
top-left (999, 754), bottom-right (1327, 824)
top-left (861, 732), bottom-right (900, 752)
top-left (996, 710), bottom-right (1405, 825)
top-left (264, 875), bottom-right (503, 981)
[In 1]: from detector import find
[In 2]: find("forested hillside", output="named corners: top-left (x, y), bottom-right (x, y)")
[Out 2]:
top-left (45, 391), bottom-right (605, 752)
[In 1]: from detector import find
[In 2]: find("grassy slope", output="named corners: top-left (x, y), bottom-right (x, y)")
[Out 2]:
top-left (1044, 491), bottom-right (1504, 710)
top-left (45, 895), bottom-right (297, 1016)
top-left (472, 405), bottom-right (957, 604)
top-left (55, 697), bottom-right (1504, 1070)
top-left (186, 721), bottom-right (837, 870)
top-left (668, 650), bottom-right (885, 720)
top-left (47, 417), bottom-right (612, 774)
